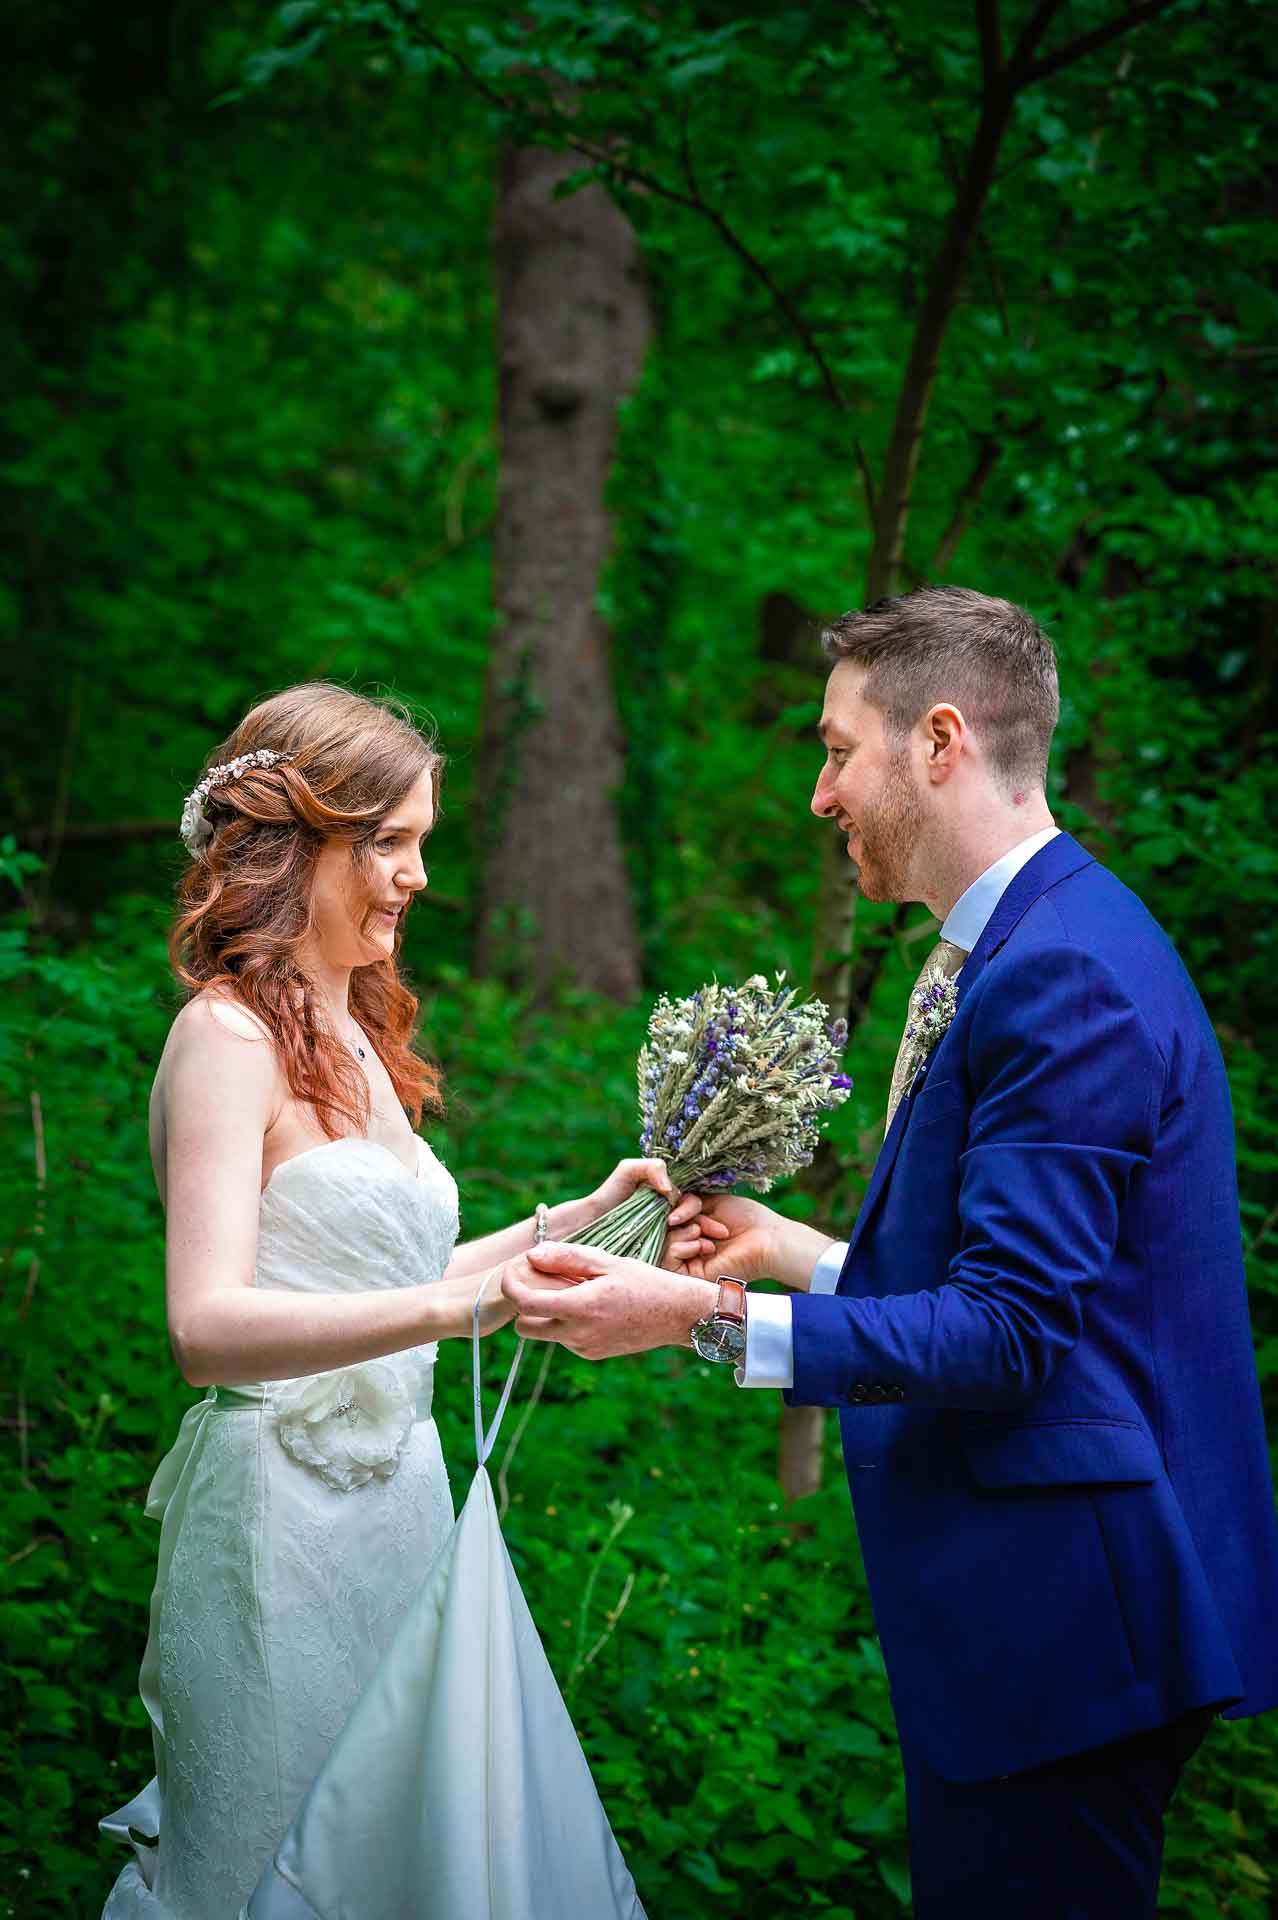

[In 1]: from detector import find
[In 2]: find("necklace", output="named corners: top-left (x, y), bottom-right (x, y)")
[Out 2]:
top-left (346, 1023), bottom-right (367, 1061)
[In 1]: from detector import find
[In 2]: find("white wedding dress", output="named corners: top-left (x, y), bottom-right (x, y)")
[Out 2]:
top-left (100, 1135), bottom-right (645, 1920)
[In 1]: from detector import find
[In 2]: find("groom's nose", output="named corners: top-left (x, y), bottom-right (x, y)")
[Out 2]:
top-left (811, 764), bottom-right (836, 817)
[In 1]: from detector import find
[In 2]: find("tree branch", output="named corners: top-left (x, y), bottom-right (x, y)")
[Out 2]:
top-left (1007, 0), bottom-right (1070, 79)
top-left (976, 0), bottom-right (1003, 90)
top-left (16, 1091), bottom-right (46, 1321)
top-left (855, 2), bottom-right (1009, 346)
top-left (415, 22), bottom-right (852, 425)
top-left (856, 0), bottom-right (965, 188)
top-left (932, 433), bottom-right (1002, 574)
top-left (1023, 0), bottom-right (1179, 86)
top-left (669, 110), bottom-right (850, 417)
top-left (865, 80), bottom-right (1018, 598)
top-left (375, 514), bottom-right (493, 600)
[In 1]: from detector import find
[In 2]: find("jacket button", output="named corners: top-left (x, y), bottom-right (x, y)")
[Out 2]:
top-left (849, 1383), bottom-right (867, 1404)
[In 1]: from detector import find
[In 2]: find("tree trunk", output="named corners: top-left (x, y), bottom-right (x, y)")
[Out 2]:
top-left (777, 1388), bottom-right (826, 1505)
top-left (476, 147), bottom-right (649, 999)
top-left (778, 78), bottom-right (1020, 1502)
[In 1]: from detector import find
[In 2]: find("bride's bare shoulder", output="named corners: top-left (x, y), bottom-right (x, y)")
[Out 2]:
top-left (150, 994), bottom-right (282, 1202)
top-left (159, 998), bottom-right (278, 1075)
top-left (153, 993), bottom-right (280, 1130)
top-left (170, 989), bottom-right (275, 1049)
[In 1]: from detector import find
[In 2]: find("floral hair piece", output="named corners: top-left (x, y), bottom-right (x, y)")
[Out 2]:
top-left (179, 749), bottom-right (293, 857)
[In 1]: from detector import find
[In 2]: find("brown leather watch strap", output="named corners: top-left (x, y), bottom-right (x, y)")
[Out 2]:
top-left (715, 1278), bottom-right (747, 1325)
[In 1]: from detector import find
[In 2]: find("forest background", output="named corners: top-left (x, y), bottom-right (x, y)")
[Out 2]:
top-left (3, 0), bottom-right (1277, 1914)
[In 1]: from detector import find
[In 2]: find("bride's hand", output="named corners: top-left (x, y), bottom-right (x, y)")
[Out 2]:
top-left (581, 1156), bottom-right (678, 1220)
top-left (471, 1263), bottom-right (519, 1337)
top-left (569, 1158), bottom-right (713, 1269)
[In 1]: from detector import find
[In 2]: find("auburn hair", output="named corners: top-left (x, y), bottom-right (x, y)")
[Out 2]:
top-left (170, 682), bottom-right (444, 1138)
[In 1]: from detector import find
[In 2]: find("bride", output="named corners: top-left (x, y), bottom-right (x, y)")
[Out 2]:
top-left (100, 682), bottom-right (706, 1919)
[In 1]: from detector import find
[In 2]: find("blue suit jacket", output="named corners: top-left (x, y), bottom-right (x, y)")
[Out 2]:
top-left (788, 831), bottom-right (1278, 1781)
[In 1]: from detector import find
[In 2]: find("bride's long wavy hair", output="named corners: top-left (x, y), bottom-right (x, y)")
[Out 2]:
top-left (170, 682), bottom-right (444, 1138)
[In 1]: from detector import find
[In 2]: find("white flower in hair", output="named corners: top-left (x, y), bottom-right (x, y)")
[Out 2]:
top-left (179, 749), bottom-right (292, 857)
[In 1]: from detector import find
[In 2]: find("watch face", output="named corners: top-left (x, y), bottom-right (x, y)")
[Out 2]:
top-left (693, 1318), bottom-right (747, 1364)
top-left (718, 1321), bottom-right (747, 1363)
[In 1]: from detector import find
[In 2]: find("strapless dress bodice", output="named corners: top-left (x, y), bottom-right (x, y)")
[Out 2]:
top-left (206, 1133), bottom-right (460, 1490)
top-left (255, 1133), bottom-right (459, 1298)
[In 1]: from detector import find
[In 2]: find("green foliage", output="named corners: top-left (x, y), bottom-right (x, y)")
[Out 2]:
top-left (3, 1), bottom-right (1278, 1914)
top-left (0, 874), bottom-right (185, 1917)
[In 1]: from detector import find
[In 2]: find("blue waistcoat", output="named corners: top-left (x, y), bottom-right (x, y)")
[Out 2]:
top-left (788, 831), bottom-right (1278, 1781)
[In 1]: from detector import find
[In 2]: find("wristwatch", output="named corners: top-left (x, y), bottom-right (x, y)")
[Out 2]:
top-left (690, 1278), bottom-right (748, 1365)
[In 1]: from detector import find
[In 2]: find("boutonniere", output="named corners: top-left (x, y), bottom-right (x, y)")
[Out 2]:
top-left (902, 965), bottom-right (959, 1091)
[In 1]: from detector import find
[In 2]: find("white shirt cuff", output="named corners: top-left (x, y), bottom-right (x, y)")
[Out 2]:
top-left (735, 1290), bottom-right (794, 1390)
top-left (810, 1241), bottom-right (848, 1295)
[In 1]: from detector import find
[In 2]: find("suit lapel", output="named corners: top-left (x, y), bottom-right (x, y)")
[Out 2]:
top-left (840, 831), bottom-right (1096, 1273)
top-left (844, 1086), bottom-right (913, 1263)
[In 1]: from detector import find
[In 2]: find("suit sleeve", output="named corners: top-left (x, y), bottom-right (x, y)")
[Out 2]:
top-left (787, 943), bottom-right (1165, 1411)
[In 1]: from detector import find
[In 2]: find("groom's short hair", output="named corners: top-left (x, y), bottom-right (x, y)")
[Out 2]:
top-left (821, 585), bottom-right (1059, 793)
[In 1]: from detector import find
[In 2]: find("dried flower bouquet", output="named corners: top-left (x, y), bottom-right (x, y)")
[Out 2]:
top-left (567, 975), bottom-right (852, 1265)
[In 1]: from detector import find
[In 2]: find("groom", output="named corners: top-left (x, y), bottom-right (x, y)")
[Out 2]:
top-left (502, 585), bottom-right (1278, 1917)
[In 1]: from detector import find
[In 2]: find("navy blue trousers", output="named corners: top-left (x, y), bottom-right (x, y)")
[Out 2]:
top-left (902, 1711), bottom-right (1214, 1919)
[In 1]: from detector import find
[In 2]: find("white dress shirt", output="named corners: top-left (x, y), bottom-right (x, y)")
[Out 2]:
top-left (736, 825), bottom-right (1061, 1388)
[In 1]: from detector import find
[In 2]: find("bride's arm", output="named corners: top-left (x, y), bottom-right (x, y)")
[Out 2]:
top-left (163, 1002), bottom-right (512, 1388)
top-left (443, 1160), bottom-right (706, 1281)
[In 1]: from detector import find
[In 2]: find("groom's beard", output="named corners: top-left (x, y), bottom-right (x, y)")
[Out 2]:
top-left (853, 751), bottom-right (925, 902)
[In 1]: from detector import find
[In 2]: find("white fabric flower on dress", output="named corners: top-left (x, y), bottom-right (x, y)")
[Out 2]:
top-left (274, 1353), bottom-right (420, 1492)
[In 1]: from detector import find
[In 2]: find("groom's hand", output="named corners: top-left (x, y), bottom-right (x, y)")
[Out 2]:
top-left (696, 1196), bottom-right (837, 1292)
top-left (691, 1196), bottom-right (779, 1284)
top-left (500, 1243), bottom-right (715, 1360)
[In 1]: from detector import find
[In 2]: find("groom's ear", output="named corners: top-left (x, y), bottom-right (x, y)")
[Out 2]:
top-left (923, 701), bottom-right (968, 781)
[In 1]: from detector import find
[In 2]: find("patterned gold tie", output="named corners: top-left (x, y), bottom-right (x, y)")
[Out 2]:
top-left (884, 937), bottom-right (968, 1136)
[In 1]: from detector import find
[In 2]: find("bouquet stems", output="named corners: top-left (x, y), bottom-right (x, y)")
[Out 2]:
top-left (564, 1186), bottom-right (672, 1262)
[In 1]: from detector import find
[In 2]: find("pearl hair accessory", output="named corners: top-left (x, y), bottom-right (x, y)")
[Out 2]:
top-left (179, 749), bottom-right (292, 857)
